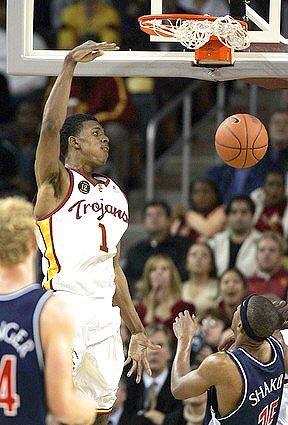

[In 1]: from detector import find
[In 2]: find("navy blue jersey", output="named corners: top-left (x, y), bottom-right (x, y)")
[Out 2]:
top-left (0, 284), bottom-right (52, 424)
top-left (205, 337), bottom-right (285, 425)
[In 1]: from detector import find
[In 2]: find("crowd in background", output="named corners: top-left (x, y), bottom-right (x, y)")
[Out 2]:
top-left (1, 1), bottom-right (288, 424)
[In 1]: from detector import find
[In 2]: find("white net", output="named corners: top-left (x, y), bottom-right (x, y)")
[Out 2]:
top-left (147, 15), bottom-right (250, 50)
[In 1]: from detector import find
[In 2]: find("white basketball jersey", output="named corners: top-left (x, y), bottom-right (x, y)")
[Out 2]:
top-left (35, 168), bottom-right (129, 298)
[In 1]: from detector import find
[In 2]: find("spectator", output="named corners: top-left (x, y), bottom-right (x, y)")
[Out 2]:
top-left (209, 195), bottom-right (260, 277)
top-left (125, 323), bottom-right (182, 424)
top-left (171, 178), bottom-right (226, 240)
top-left (163, 393), bottom-right (207, 425)
top-left (201, 310), bottom-right (227, 351)
top-left (57, 0), bottom-right (122, 48)
top-left (207, 109), bottom-right (288, 203)
top-left (182, 242), bottom-right (218, 315)
top-left (108, 379), bottom-right (131, 425)
top-left (247, 232), bottom-right (288, 299)
top-left (251, 171), bottom-right (288, 237)
top-left (216, 268), bottom-right (247, 327)
top-left (125, 201), bottom-right (192, 293)
top-left (0, 0), bottom-right (47, 99)
top-left (135, 254), bottom-right (195, 333)
top-left (0, 95), bottom-right (42, 200)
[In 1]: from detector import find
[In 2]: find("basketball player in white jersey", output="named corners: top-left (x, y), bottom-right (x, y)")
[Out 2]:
top-left (34, 41), bottom-right (160, 425)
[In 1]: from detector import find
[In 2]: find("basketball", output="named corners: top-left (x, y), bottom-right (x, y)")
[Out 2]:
top-left (215, 114), bottom-right (268, 168)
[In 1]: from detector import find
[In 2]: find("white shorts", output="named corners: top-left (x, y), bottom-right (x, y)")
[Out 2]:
top-left (55, 291), bottom-right (124, 411)
top-left (278, 384), bottom-right (288, 424)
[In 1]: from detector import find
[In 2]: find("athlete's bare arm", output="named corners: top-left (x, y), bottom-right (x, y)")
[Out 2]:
top-left (40, 296), bottom-right (96, 424)
top-left (34, 41), bottom-right (118, 217)
top-left (113, 244), bottom-right (161, 382)
top-left (171, 311), bottom-right (243, 416)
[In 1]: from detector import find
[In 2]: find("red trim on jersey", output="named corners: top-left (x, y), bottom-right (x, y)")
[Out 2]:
top-left (68, 167), bottom-right (110, 187)
top-left (35, 169), bottom-right (74, 221)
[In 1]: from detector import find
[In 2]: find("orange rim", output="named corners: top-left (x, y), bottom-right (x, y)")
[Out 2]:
top-left (138, 14), bottom-right (248, 37)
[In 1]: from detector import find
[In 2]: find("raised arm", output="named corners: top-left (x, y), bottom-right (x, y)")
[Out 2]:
top-left (41, 296), bottom-right (96, 424)
top-left (35, 41), bottom-right (118, 187)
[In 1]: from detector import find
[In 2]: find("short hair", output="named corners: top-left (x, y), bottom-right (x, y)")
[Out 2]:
top-left (0, 197), bottom-right (34, 266)
top-left (247, 295), bottom-right (283, 339)
top-left (220, 267), bottom-right (248, 288)
top-left (264, 170), bottom-right (286, 185)
top-left (60, 113), bottom-right (99, 158)
top-left (145, 323), bottom-right (173, 348)
top-left (257, 231), bottom-right (286, 254)
top-left (190, 178), bottom-right (222, 207)
top-left (226, 194), bottom-right (256, 216)
top-left (142, 201), bottom-right (172, 218)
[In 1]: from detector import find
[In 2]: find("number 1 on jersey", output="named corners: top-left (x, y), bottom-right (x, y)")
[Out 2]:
top-left (0, 355), bottom-right (20, 416)
top-left (99, 223), bottom-right (108, 253)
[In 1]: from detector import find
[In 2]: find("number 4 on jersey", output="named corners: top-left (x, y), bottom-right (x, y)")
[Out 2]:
top-left (0, 355), bottom-right (20, 416)
top-left (258, 398), bottom-right (279, 425)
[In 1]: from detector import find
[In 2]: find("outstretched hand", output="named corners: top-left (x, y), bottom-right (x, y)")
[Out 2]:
top-left (66, 40), bottom-right (119, 63)
top-left (125, 332), bottom-right (161, 384)
top-left (173, 310), bottom-right (199, 347)
top-left (273, 300), bottom-right (288, 329)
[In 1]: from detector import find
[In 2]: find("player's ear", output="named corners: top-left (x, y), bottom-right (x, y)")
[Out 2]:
top-left (238, 320), bottom-right (244, 334)
top-left (68, 135), bottom-right (81, 150)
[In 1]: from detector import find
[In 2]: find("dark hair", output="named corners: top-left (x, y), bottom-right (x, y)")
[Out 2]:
top-left (247, 295), bottom-right (283, 339)
top-left (220, 267), bottom-right (248, 288)
top-left (188, 242), bottom-right (218, 279)
top-left (190, 178), bottom-right (222, 208)
top-left (142, 201), bottom-right (172, 218)
top-left (264, 170), bottom-right (286, 185)
top-left (60, 113), bottom-right (99, 158)
top-left (226, 195), bottom-right (256, 216)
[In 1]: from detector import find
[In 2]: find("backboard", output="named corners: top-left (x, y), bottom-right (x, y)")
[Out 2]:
top-left (6, 0), bottom-right (288, 83)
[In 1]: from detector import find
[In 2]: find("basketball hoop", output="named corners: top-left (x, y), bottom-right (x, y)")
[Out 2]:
top-left (138, 14), bottom-right (250, 65)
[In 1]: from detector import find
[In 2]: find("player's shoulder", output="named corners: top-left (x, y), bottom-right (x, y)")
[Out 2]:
top-left (201, 351), bottom-right (235, 373)
top-left (41, 294), bottom-right (74, 331)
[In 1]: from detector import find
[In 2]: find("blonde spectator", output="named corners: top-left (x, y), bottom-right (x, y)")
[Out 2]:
top-left (57, 0), bottom-right (122, 48)
top-left (182, 242), bottom-right (218, 315)
top-left (135, 254), bottom-right (195, 333)
top-left (171, 178), bottom-right (226, 241)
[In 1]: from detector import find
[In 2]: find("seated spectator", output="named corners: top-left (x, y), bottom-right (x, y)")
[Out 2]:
top-left (209, 195), bottom-right (260, 277)
top-left (125, 201), bottom-right (192, 294)
top-left (0, 95), bottom-right (42, 200)
top-left (247, 232), bottom-right (288, 299)
top-left (135, 254), bottom-right (195, 333)
top-left (206, 109), bottom-right (288, 203)
top-left (57, 0), bottom-right (122, 48)
top-left (182, 242), bottom-right (218, 315)
top-left (251, 170), bottom-right (288, 237)
top-left (201, 310), bottom-right (227, 352)
top-left (124, 323), bottom-right (182, 424)
top-left (171, 178), bottom-right (227, 240)
top-left (163, 393), bottom-right (207, 425)
top-left (216, 268), bottom-right (247, 327)
top-left (108, 378), bottom-right (130, 425)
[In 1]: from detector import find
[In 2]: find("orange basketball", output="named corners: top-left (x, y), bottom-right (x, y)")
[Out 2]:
top-left (215, 114), bottom-right (268, 168)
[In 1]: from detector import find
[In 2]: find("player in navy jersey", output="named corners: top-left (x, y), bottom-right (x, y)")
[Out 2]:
top-left (0, 197), bottom-right (97, 424)
top-left (171, 296), bottom-right (288, 425)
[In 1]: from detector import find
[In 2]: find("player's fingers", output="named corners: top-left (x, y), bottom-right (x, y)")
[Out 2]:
top-left (127, 359), bottom-right (137, 377)
top-left (184, 310), bottom-right (191, 319)
top-left (142, 354), bottom-right (152, 376)
top-left (124, 356), bottom-right (131, 367)
top-left (136, 361), bottom-right (143, 384)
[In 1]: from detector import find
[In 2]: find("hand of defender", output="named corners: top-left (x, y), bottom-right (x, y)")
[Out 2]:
top-left (273, 300), bottom-right (288, 329)
top-left (125, 332), bottom-right (161, 384)
top-left (66, 40), bottom-right (119, 63)
top-left (173, 310), bottom-right (199, 346)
